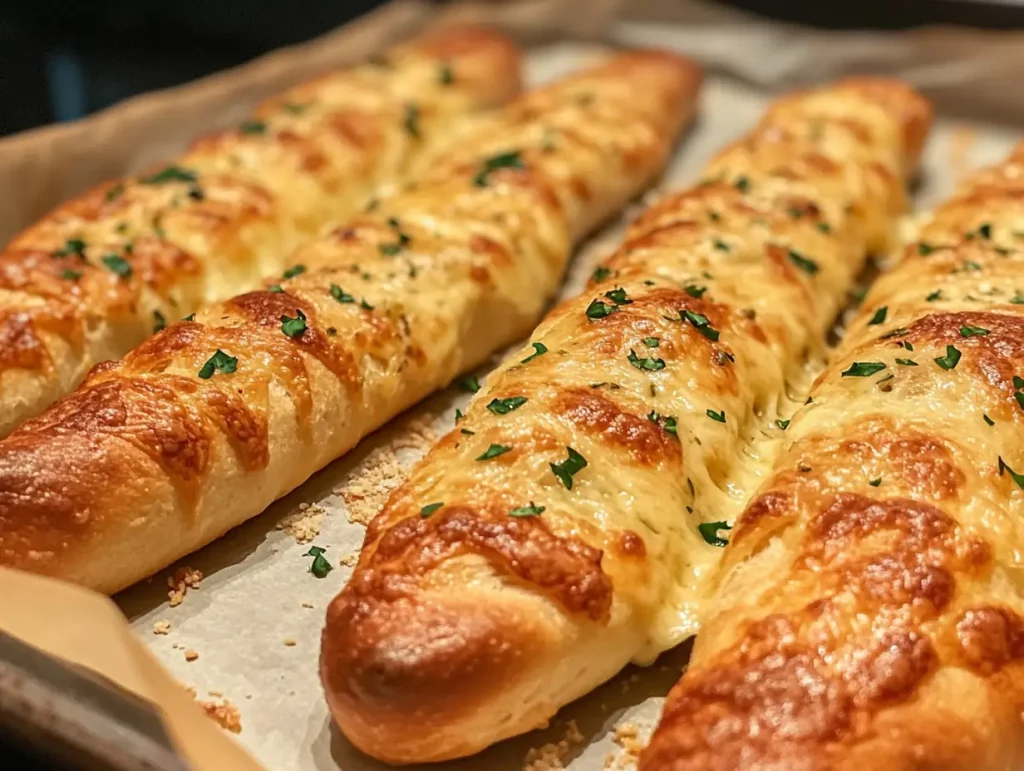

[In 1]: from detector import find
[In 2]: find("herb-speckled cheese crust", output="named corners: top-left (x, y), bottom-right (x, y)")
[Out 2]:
top-left (0, 26), bottom-right (523, 437)
top-left (636, 155), bottom-right (1024, 771)
top-left (0, 52), bottom-right (700, 601)
top-left (320, 79), bottom-right (931, 765)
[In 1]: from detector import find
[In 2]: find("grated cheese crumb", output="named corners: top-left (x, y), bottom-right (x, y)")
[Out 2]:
top-left (198, 697), bottom-right (242, 734)
top-left (152, 620), bottom-right (171, 635)
top-left (523, 721), bottom-right (583, 771)
top-left (184, 649), bottom-right (199, 662)
top-left (276, 502), bottom-right (328, 543)
top-left (167, 566), bottom-right (203, 607)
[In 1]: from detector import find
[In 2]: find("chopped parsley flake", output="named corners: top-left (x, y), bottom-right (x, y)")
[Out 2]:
top-left (869, 478), bottom-right (882, 487)
top-left (53, 238), bottom-right (86, 258)
top-left (153, 310), bottom-right (166, 332)
top-left (280, 309), bottom-right (307, 338)
top-left (141, 165), bottom-right (197, 185)
top-left (842, 361), bottom-right (886, 377)
top-left (477, 443), bottom-right (511, 461)
top-left (420, 502), bottom-right (443, 518)
top-left (586, 299), bottom-right (618, 320)
top-left (460, 376), bottom-right (480, 393)
top-left (868, 307), bottom-right (888, 326)
top-left (648, 411), bottom-right (678, 436)
top-left (305, 546), bottom-right (332, 578)
top-left (105, 183), bottom-right (125, 202)
top-left (706, 408), bottom-right (726, 423)
top-left (101, 254), bottom-right (132, 279)
top-left (984, 414), bottom-right (995, 426)
top-left (550, 446), bottom-right (587, 489)
top-left (926, 290), bottom-right (942, 302)
top-left (713, 238), bottom-right (730, 252)
top-left (998, 456), bottom-right (1024, 489)
top-left (960, 325), bottom-right (990, 337)
top-left (198, 349), bottom-right (238, 379)
top-left (403, 103), bottom-right (420, 138)
top-left (895, 358), bottom-right (917, 366)
top-left (816, 222), bottom-right (832, 234)
top-left (239, 120), bottom-right (266, 135)
top-left (934, 345), bottom-right (962, 370)
top-left (591, 266), bottom-right (612, 283)
top-left (1016, 392), bottom-right (1024, 413)
top-left (330, 284), bottom-right (355, 304)
top-left (918, 242), bottom-right (936, 256)
top-left (684, 284), bottom-right (707, 299)
top-left (681, 309), bottom-right (720, 341)
top-left (282, 102), bottom-right (307, 115)
top-left (282, 264), bottom-right (305, 279)
top-left (268, 284), bottom-right (284, 293)
top-left (521, 342), bottom-right (547, 363)
top-left (978, 223), bottom-right (993, 240)
top-left (643, 337), bottom-right (660, 348)
top-left (775, 419), bottom-right (790, 430)
top-left (487, 396), bottom-right (527, 415)
top-left (628, 348), bottom-right (665, 372)
top-left (509, 503), bottom-right (545, 518)
top-left (734, 176), bottom-right (750, 193)
top-left (1012, 293), bottom-right (1024, 304)
top-left (61, 269), bottom-right (82, 281)
top-left (698, 521), bottom-right (731, 547)
top-left (604, 287), bottom-right (632, 306)
top-left (473, 151), bottom-right (524, 187)
top-left (438, 62), bottom-right (454, 85)
top-left (788, 249), bottom-right (820, 276)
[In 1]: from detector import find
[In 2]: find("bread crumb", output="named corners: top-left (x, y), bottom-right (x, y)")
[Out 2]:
top-left (523, 720), bottom-right (583, 771)
top-left (336, 418), bottom-right (437, 525)
top-left (613, 722), bottom-right (644, 762)
top-left (283, 638), bottom-right (296, 647)
top-left (184, 649), bottom-right (199, 662)
top-left (207, 690), bottom-right (223, 698)
top-left (339, 552), bottom-right (358, 567)
top-left (198, 697), bottom-right (242, 734)
top-left (152, 620), bottom-right (171, 635)
top-left (276, 502), bottom-right (328, 543)
top-left (167, 566), bottom-right (203, 607)
top-left (300, 601), bottom-right (315, 609)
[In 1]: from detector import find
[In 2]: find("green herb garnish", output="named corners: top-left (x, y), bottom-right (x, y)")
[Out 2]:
top-left (141, 165), bottom-right (197, 185)
top-left (926, 290), bottom-right (942, 302)
top-left (473, 150), bottom-right (524, 187)
top-left (280, 309), bottom-right (307, 338)
top-left (61, 269), bottom-right (82, 280)
top-left (153, 310), bottom-right (166, 332)
top-left (935, 345), bottom-right (962, 370)
top-left (788, 249), bottom-right (820, 276)
top-left (53, 238), bottom-right (86, 258)
top-left (305, 546), bottom-right (333, 578)
top-left (477, 443), bottom-right (512, 461)
top-left (998, 456), bottom-right (1024, 489)
top-left (509, 503), bottom-right (545, 518)
top-left (586, 299), bottom-right (617, 320)
top-left (550, 446), bottom-right (587, 489)
top-left (628, 349), bottom-right (665, 372)
top-left (282, 264), bottom-right (305, 279)
top-left (403, 103), bottom-right (420, 138)
top-left (960, 325), bottom-right (990, 337)
top-left (487, 396), bottom-right (527, 415)
top-left (684, 284), bottom-right (707, 299)
top-left (895, 358), bottom-right (917, 366)
top-left (239, 120), bottom-right (266, 135)
top-left (681, 309), bottom-right (720, 341)
top-left (521, 342), bottom-right (548, 363)
top-left (420, 502), bottom-right (443, 518)
top-left (842, 361), bottom-right (886, 377)
top-left (591, 266), bottom-right (612, 283)
top-left (101, 254), bottom-right (132, 279)
top-left (198, 349), bottom-right (238, 379)
top-left (868, 307), bottom-right (888, 326)
top-left (460, 376), bottom-right (480, 393)
top-left (706, 408), bottom-right (726, 423)
top-left (698, 521), bottom-right (732, 547)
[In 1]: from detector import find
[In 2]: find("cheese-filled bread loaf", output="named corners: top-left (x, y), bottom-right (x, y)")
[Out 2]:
top-left (320, 78), bottom-right (931, 764)
top-left (0, 51), bottom-right (701, 599)
top-left (641, 143), bottom-right (1024, 771)
top-left (0, 25), bottom-right (522, 437)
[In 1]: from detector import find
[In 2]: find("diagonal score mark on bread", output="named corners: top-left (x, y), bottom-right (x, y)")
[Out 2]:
top-left (0, 24), bottom-right (523, 437)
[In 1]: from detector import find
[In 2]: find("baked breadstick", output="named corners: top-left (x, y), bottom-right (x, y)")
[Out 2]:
top-left (641, 145), bottom-right (1024, 770)
top-left (320, 79), bottom-right (931, 764)
top-left (0, 25), bottom-right (521, 437)
top-left (0, 51), bottom-right (700, 598)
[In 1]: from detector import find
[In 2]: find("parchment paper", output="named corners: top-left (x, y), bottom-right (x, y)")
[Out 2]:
top-left (4, 2), bottom-right (1024, 770)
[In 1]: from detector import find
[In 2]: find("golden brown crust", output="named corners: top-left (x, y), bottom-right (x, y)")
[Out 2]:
top-left (0, 25), bottom-right (523, 437)
top-left (0, 52), bottom-right (699, 599)
top-left (642, 147), bottom-right (1024, 771)
top-left (322, 79), bottom-right (931, 763)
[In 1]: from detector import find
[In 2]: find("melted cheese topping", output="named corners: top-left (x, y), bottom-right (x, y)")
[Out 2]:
top-left (364, 79), bottom-right (926, 665)
top-left (0, 27), bottom-right (519, 436)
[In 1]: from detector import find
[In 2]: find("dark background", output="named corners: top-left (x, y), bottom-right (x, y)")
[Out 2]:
top-left (1, 0), bottom-right (1023, 137)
